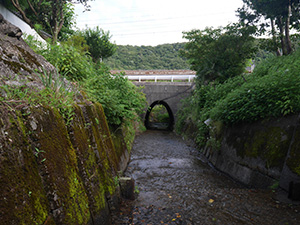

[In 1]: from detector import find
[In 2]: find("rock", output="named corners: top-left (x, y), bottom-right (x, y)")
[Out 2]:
top-left (0, 14), bottom-right (22, 38)
top-left (0, 13), bottom-right (55, 87)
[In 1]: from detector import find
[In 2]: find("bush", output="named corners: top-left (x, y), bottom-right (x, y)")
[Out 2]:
top-left (176, 48), bottom-right (300, 147)
top-left (83, 67), bottom-right (146, 126)
top-left (25, 35), bottom-right (146, 127)
top-left (211, 53), bottom-right (300, 124)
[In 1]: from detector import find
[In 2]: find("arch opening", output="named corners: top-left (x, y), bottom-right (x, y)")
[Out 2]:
top-left (144, 100), bottom-right (174, 131)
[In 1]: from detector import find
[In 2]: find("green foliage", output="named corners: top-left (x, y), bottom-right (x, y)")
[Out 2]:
top-left (149, 105), bottom-right (169, 123)
top-left (134, 185), bottom-right (140, 194)
top-left (26, 36), bottom-right (92, 81)
top-left (25, 34), bottom-right (146, 127)
top-left (63, 33), bottom-right (89, 54)
top-left (176, 75), bottom-right (248, 147)
top-left (5, 0), bottom-right (87, 43)
top-left (0, 71), bottom-right (75, 126)
top-left (36, 69), bottom-right (75, 125)
top-left (238, 0), bottom-right (298, 55)
top-left (103, 43), bottom-right (190, 70)
top-left (176, 48), bottom-right (300, 148)
top-left (181, 24), bottom-right (257, 84)
top-left (58, 2), bottom-right (77, 41)
top-left (43, 43), bottom-right (92, 81)
top-left (211, 51), bottom-right (300, 124)
top-left (81, 26), bottom-right (117, 62)
top-left (23, 34), bottom-right (46, 53)
top-left (83, 67), bottom-right (146, 126)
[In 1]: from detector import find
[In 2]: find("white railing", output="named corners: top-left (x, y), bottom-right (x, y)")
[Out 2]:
top-left (126, 75), bottom-right (196, 82)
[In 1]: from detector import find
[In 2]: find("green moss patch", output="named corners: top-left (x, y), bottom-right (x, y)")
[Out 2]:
top-left (94, 103), bottom-right (119, 171)
top-left (69, 104), bottom-right (107, 215)
top-left (0, 109), bottom-right (49, 225)
top-left (1, 100), bottom-right (128, 224)
top-left (85, 104), bottom-right (117, 195)
top-left (231, 125), bottom-right (290, 169)
top-left (29, 106), bottom-right (90, 224)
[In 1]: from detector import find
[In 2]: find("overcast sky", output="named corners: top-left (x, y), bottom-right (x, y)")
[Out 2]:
top-left (74, 0), bottom-right (244, 46)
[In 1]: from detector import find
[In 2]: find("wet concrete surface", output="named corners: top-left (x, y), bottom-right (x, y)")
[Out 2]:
top-left (111, 130), bottom-right (300, 224)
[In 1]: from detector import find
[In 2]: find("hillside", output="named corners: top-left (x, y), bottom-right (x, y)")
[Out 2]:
top-left (103, 43), bottom-right (190, 70)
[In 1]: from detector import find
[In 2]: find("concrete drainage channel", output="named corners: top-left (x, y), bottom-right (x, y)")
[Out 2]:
top-left (111, 130), bottom-right (300, 224)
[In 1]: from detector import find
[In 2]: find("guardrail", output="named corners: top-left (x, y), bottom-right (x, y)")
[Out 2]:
top-left (126, 75), bottom-right (196, 82)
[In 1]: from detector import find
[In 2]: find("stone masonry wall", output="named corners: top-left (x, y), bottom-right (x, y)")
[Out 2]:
top-left (0, 102), bottom-right (130, 225)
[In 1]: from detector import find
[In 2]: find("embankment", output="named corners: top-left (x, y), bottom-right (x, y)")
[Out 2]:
top-left (0, 15), bottom-right (132, 224)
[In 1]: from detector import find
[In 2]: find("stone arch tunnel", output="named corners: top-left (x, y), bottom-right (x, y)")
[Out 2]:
top-left (144, 100), bottom-right (175, 130)
top-left (133, 82), bottom-right (195, 130)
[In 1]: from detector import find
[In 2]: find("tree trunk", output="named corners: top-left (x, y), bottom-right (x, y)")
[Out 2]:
top-left (11, 0), bottom-right (33, 28)
top-left (270, 18), bottom-right (281, 56)
top-left (278, 17), bottom-right (288, 55)
top-left (26, 0), bottom-right (38, 17)
top-left (285, 0), bottom-right (293, 55)
top-left (51, 0), bottom-right (65, 44)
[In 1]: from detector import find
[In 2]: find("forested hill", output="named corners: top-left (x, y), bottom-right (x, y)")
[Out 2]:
top-left (103, 43), bottom-right (190, 70)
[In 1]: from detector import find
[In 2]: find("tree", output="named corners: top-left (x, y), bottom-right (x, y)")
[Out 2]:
top-left (58, 2), bottom-right (77, 41)
top-left (81, 26), bottom-right (117, 62)
top-left (237, 0), bottom-right (300, 55)
top-left (6, 0), bottom-right (91, 43)
top-left (103, 43), bottom-right (190, 70)
top-left (181, 24), bottom-right (256, 84)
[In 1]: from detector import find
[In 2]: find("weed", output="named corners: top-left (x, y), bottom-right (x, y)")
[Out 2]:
top-left (113, 176), bottom-right (119, 187)
top-left (1, 71), bottom-right (75, 127)
top-left (34, 147), bottom-right (45, 157)
top-left (270, 181), bottom-right (279, 190)
top-left (134, 185), bottom-right (140, 194)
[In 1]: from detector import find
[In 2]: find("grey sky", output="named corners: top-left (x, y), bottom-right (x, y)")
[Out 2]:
top-left (74, 0), bottom-right (244, 46)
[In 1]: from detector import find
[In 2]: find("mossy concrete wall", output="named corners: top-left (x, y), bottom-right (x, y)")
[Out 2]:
top-left (0, 103), bottom-right (131, 225)
top-left (202, 115), bottom-right (300, 190)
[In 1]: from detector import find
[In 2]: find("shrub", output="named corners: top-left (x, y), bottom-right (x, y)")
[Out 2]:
top-left (25, 35), bottom-right (146, 127)
top-left (83, 67), bottom-right (146, 126)
top-left (176, 48), bottom-right (300, 147)
top-left (211, 57), bottom-right (300, 124)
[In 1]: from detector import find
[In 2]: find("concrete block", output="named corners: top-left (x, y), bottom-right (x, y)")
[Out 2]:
top-left (119, 177), bottom-right (135, 200)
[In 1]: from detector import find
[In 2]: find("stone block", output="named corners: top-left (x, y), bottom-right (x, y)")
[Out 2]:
top-left (288, 182), bottom-right (300, 201)
top-left (119, 177), bottom-right (135, 200)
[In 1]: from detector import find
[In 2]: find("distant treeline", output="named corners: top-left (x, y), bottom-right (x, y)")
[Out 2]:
top-left (103, 43), bottom-right (190, 70)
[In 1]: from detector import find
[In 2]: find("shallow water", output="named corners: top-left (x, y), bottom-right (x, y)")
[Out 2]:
top-left (112, 130), bottom-right (300, 224)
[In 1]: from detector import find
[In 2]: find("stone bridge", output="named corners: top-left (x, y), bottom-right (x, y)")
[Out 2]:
top-left (111, 70), bottom-right (196, 130)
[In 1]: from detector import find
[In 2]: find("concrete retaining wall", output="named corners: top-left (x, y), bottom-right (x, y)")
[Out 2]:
top-left (202, 115), bottom-right (300, 192)
top-left (134, 82), bottom-right (194, 123)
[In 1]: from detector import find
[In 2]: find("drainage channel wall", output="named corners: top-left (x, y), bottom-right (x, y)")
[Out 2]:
top-left (0, 103), bottom-right (131, 225)
top-left (184, 115), bottom-right (300, 196)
